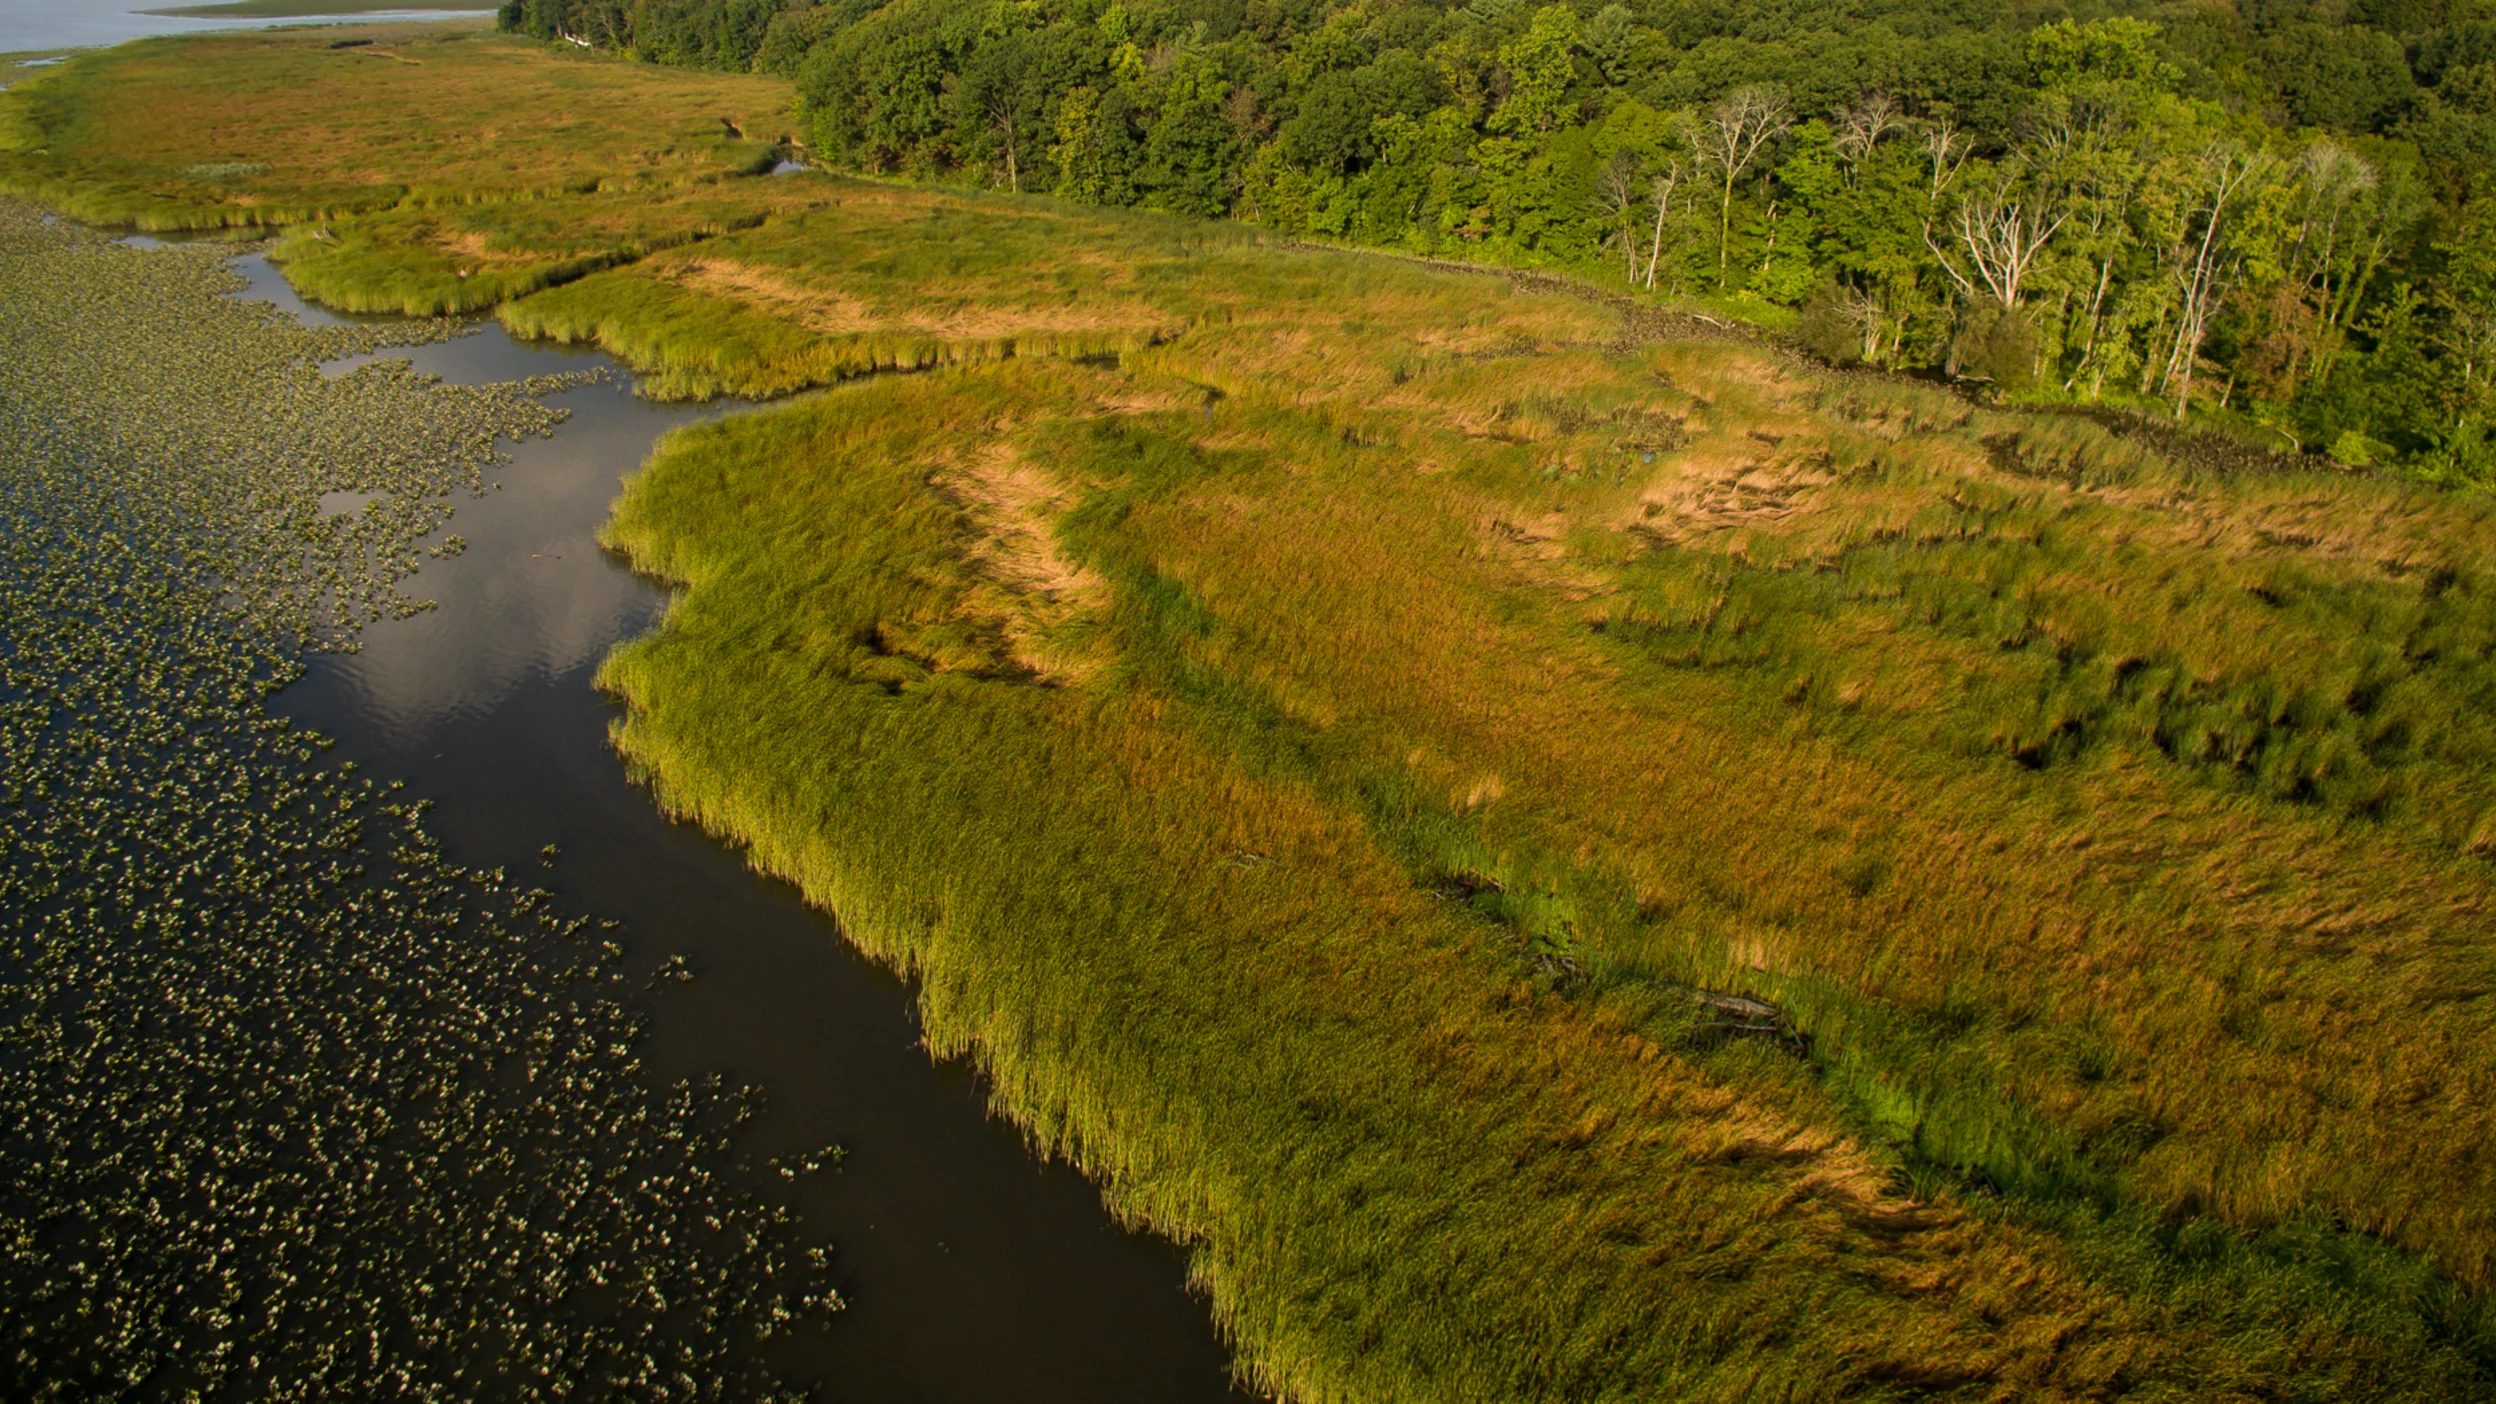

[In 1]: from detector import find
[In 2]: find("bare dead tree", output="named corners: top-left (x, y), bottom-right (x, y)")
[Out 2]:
top-left (1223, 84), bottom-right (1266, 142)
top-left (1831, 92), bottom-right (1903, 187)
top-left (1693, 86), bottom-right (1793, 286)
top-left (2453, 303), bottom-right (2496, 431)
top-left (1593, 151), bottom-right (1644, 284)
top-left (2288, 140), bottom-right (2373, 287)
top-left (1920, 118), bottom-right (1970, 207)
top-left (1925, 162), bottom-right (2066, 310)
top-left (986, 92), bottom-right (1020, 192)
top-left (2066, 157), bottom-right (2140, 396)
top-left (2293, 140), bottom-right (2386, 335)
top-left (1913, 117), bottom-right (1972, 277)
top-left (2024, 90), bottom-right (2119, 173)
top-left (1833, 284), bottom-right (1888, 362)
top-left (2159, 141), bottom-right (2277, 419)
top-left (1645, 161), bottom-right (1684, 290)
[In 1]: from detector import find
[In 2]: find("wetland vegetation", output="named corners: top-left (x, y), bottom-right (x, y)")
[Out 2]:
top-left (6, 20), bottom-right (2496, 1403)
top-left (0, 204), bottom-right (837, 1399)
top-left (508, 0), bottom-right (2496, 485)
top-left (143, 2), bottom-right (495, 17)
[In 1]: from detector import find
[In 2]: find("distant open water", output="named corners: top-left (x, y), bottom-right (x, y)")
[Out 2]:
top-left (0, 1), bottom-right (489, 53)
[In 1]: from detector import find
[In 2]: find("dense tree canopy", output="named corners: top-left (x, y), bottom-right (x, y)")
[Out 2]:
top-left (502, 0), bottom-right (2496, 480)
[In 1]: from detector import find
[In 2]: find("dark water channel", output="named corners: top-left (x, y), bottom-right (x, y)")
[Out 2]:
top-left (219, 253), bottom-right (1247, 1402)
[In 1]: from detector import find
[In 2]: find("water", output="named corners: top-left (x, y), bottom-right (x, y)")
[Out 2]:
top-left (210, 253), bottom-right (1249, 1400)
top-left (0, 2), bottom-right (489, 53)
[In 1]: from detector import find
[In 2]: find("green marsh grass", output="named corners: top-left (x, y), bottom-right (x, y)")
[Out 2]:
top-left (491, 189), bottom-right (1252, 397)
top-left (267, 185), bottom-right (826, 315)
top-left (145, 0), bottom-right (493, 15)
top-left (0, 28), bottom-right (789, 230)
top-left (593, 348), bottom-right (2496, 1399)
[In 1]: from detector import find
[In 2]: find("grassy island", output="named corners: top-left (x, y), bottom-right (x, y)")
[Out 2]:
top-left (143, 1), bottom-right (493, 16)
top-left (10, 27), bottom-right (2496, 1401)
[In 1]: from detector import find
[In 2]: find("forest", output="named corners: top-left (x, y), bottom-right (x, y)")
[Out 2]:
top-left (497, 0), bottom-right (2496, 482)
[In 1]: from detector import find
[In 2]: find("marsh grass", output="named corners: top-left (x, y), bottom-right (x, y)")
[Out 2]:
top-left (490, 190), bottom-right (1318, 397)
top-left (0, 29), bottom-right (788, 230)
top-left (595, 351), bottom-right (2496, 1400)
top-left (21, 28), bottom-right (2496, 1401)
top-left (145, 0), bottom-right (495, 15)
top-left (585, 177), bottom-right (2496, 1401)
top-left (267, 184), bottom-right (822, 314)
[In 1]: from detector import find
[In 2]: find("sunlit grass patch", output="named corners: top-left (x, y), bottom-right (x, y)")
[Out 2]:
top-left (145, 0), bottom-right (494, 15)
top-left (487, 181), bottom-right (1607, 400)
top-left (268, 183), bottom-right (831, 315)
top-left (0, 27), bottom-right (790, 229)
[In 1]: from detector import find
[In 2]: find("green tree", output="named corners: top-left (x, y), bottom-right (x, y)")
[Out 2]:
top-left (1487, 5), bottom-right (1580, 138)
top-left (1052, 85), bottom-right (1137, 203)
top-left (1140, 58), bottom-right (1242, 216)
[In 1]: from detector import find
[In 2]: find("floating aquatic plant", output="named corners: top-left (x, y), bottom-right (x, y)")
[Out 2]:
top-left (0, 200), bottom-right (837, 1400)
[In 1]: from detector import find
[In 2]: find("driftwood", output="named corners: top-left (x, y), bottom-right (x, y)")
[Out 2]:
top-left (1687, 989), bottom-right (1809, 1055)
top-left (1415, 871), bottom-right (1805, 1049)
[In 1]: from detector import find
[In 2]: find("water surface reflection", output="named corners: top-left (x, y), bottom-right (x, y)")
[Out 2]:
top-left (218, 256), bottom-right (1247, 1401)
